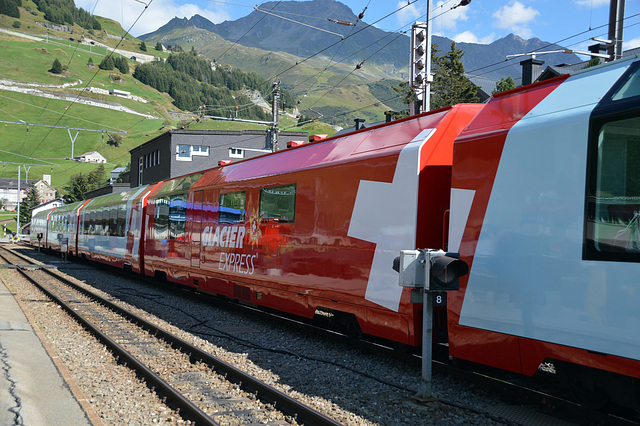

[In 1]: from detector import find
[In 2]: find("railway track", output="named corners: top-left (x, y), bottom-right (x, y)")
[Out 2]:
top-left (0, 244), bottom-right (340, 426)
top-left (8, 243), bottom-right (640, 425)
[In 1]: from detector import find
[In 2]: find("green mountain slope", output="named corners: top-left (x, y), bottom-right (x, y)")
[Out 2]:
top-left (0, 4), bottom-right (333, 193)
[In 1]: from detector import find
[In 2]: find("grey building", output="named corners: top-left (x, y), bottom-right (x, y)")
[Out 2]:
top-left (129, 128), bottom-right (308, 187)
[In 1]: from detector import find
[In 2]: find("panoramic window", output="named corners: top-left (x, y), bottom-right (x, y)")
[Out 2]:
top-left (169, 194), bottom-right (187, 240)
top-left (154, 196), bottom-right (170, 239)
top-left (219, 191), bottom-right (246, 224)
top-left (585, 115), bottom-right (640, 260)
top-left (259, 184), bottom-right (296, 223)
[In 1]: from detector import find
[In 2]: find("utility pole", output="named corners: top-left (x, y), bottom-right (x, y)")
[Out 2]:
top-left (607, 0), bottom-right (626, 61)
top-left (271, 80), bottom-right (280, 152)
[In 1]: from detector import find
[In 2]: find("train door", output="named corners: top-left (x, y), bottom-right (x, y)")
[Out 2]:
top-left (191, 190), bottom-right (204, 267)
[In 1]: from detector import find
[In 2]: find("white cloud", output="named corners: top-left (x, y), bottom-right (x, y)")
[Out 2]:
top-left (396, 1), bottom-right (422, 26)
top-left (626, 37), bottom-right (640, 50)
top-left (492, 1), bottom-right (540, 39)
top-left (453, 31), bottom-right (495, 45)
top-left (75, 0), bottom-right (231, 37)
top-left (574, 0), bottom-right (609, 7)
top-left (432, 0), bottom-right (470, 32)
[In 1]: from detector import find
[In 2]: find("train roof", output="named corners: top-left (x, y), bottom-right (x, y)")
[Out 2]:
top-left (461, 55), bottom-right (640, 137)
top-left (184, 103), bottom-right (484, 190)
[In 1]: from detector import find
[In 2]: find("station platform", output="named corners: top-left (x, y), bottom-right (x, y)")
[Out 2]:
top-left (0, 275), bottom-right (96, 425)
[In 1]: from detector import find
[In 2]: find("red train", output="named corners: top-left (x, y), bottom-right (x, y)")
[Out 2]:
top-left (32, 55), bottom-right (640, 410)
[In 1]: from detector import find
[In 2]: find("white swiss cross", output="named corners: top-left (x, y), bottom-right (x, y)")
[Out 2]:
top-left (347, 129), bottom-right (436, 312)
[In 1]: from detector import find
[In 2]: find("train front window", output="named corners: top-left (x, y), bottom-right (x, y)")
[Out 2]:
top-left (586, 115), bottom-right (640, 260)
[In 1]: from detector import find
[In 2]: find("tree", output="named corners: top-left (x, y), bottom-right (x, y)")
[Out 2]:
top-left (390, 81), bottom-right (418, 118)
top-left (87, 57), bottom-right (94, 67)
top-left (49, 58), bottom-right (63, 74)
top-left (0, 0), bottom-right (20, 18)
top-left (114, 56), bottom-right (129, 74)
top-left (99, 55), bottom-right (114, 70)
top-left (20, 186), bottom-right (40, 226)
top-left (140, 41), bottom-right (147, 52)
top-left (430, 41), bottom-right (479, 110)
top-left (492, 76), bottom-right (516, 94)
top-left (63, 173), bottom-right (91, 203)
top-left (87, 164), bottom-right (107, 189)
top-left (155, 41), bottom-right (163, 51)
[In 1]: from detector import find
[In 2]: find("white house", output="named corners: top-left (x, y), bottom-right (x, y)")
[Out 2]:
top-left (75, 151), bottom-right (107, 164)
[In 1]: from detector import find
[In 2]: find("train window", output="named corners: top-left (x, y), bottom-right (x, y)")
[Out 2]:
top-left (155, 196), bottom-right (170, 239)
top-left (89, 210), bottom-right (96, 235)
top-left (219, 191), bottom-right (246, 224)
top-left (169, 194), bottom-right (186, 240)
top-left (259, 184), bottom-right (296, 223)
top-left (611, 68), bottom-right (640, 101)
top-left (95, 210), bottom-right (103, 235)
top-left (117, 204), bottom-right (126, 237)
top-left (107, 207), bottom-right (115, 236)
top-left (585, 115), bottom-right (640, 260)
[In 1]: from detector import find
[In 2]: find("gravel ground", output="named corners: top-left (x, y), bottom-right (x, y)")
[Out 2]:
top-left (4, 250), bottom-right (542, 425)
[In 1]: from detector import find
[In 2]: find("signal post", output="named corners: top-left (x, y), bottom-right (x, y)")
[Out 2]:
top-left (394, 249), bottom-right (468, 400)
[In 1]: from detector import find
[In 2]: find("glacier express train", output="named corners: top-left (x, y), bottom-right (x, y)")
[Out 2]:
top-left (31, 55), bottom-right (640, 410)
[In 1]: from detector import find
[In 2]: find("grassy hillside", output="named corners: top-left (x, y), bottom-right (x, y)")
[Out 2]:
top-left (0, 9), bottom-right (334, 195)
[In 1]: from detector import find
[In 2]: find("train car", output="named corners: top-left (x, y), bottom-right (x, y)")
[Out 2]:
top-left (447, 55), bottom-right (640, 408)
top-left (43, 201), bottom-right (87, 254)
top-left (30, 206), bottom-right (58, 246)
top-left (141, 104), bottom-right (483, 345)
top-left (77, 184), bottom-right (160, 271)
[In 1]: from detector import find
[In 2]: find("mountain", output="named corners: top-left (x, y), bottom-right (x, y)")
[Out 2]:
top-left (140, 0), bottom-right (581, 81)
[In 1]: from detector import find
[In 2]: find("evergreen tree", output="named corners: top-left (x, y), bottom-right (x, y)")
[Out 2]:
top-left (99, 55), bottom-right (114, 70)
top-left (87, 164), bottom-right (107, 189)
top-left (49, 58), bottom-right (63, 74)
top-left (155, 41), bottom-right (163, 51)
top-left (140, 41), bottom-right (147, 52)
top-left (87, 57), bottom-right (94, 67)
top-left (20, 186), bottom-right (40, 226)
top-left (391, 81), bottom-right (418, 118)
top-left (63, 173), bottom-right (90, 203)
top-left (492, 76), bottom-right (516, 94)
top-left (431, 41), bottom-right (479, 110)
top-left (114, 56), bottom-right (129, 74)
top-left (0, 0), bottom-right (21, 18)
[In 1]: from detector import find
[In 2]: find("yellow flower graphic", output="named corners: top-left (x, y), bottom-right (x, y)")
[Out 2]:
top-left (248, 209), bottom-right (262, 246)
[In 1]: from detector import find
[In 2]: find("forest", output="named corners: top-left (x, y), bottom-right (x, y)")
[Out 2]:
top-left (133, 51), bottom-right (294, 121)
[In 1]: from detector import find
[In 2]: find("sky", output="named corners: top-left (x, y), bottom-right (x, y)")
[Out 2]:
top-left (75, 0), bottom-right (640, 54)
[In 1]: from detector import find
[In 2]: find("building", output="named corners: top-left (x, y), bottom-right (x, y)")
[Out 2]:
top-left (0, 178), bottom-right (36, 210)
top-left (110, 166), bottom-right (127, 185)
top-left (33, 174), bottom-right (56, 204)
top-left (75, 151), bottom-right (107, 163)
top-left (129, 128), bottom-right (308, 187)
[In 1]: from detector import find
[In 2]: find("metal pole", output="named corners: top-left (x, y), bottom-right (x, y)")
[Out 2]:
top-left (424, 0), bottom-right (433, 112)
top-left (416, 250), bottom-right (433, 400)
top-left (271, 81), bottom-right (280, 152)
top-left (16, 166), bottom-right (21, 233)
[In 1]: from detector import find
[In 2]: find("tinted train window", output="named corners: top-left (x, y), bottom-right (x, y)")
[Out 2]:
top-left (219, 191), bottom-right (246, 224)
top-left (585, 62), bottom-right (640, 262)
top-left (259, 184), bottom-right (296, 223)
top-left (585, 115), bottom-right (640, 259)
top-left (169, 194), bottom-right (186, 240)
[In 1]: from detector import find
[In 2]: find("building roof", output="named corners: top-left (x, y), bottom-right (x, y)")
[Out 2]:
top-left (0, 178), bottom-right (37, 190)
